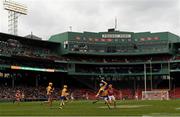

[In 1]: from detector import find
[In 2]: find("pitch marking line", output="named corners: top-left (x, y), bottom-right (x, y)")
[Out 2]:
top-left (98, 105), bottom-right (151, 109)
top-left (176, 107), bottom-right (180, 110)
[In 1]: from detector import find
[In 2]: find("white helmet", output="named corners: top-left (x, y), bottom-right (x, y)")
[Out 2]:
top-left (99, 83), bottom-right (103, 87)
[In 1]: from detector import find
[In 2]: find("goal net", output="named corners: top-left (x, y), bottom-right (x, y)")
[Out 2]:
top-left (142, 90), bottom-right (169, 100)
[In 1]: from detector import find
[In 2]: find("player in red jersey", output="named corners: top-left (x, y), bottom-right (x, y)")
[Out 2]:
top-left (15, 90), bottom-right (21, 104)
top-left (107, 84), bottom-right (116, 108)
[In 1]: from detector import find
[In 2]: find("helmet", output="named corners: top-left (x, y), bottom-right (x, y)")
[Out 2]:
top-left (49, 82), bottom-right (53, 86)
top-left (63, 85), bottom-right (67, 88)
top-left (99, 83), bottom-right (103, 87)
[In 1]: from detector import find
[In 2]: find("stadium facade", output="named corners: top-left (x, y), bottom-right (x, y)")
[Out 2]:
top-left (0, 29), bottom-right (180, 98)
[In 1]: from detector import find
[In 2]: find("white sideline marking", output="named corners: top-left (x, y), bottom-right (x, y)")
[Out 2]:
top-left (98, 105), bottom-right (151, 109)
top-left (144, 113), bottom-right (180, 116)
top-left (176, 107), bottom-right (180, 110)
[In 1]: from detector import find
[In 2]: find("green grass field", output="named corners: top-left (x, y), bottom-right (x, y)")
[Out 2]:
top-left (0, 100), bottom-right (180, 116)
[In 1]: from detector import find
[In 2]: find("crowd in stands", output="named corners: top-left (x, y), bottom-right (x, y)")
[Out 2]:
top-left (0, 55), bottom-right (172, 72)
top-left (0, 40), bottom-right (64, 61)
top-left (0, 38), bottom-right (175, 64)
top-left (75, 65), bottom-right (163, 74)
top-left (0, 86), bottom-right (47, 100)
top-left (68, 41), bottom-right (169, 53)
top-left (69, 55), bottom-right (172, 63)
top-left (0, 39), bottom-right (173, 64)
top-left (169, 87), bottom-right (180, 99)
top-left (0, 58), bottom-right (67, 70)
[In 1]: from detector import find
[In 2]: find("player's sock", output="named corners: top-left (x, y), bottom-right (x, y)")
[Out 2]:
top-left (105, 101), bottom-right (111, 109)
top-left (60, 101), bottom-right (64, 107)
top-left (107, 103), bottom-right (111, 109)
top-left (114, 101), bottom-right (116, 108)
top-left (92, 100), bottom-right (99, 104)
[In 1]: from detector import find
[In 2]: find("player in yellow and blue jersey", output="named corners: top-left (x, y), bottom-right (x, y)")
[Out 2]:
top-left (59, 85), bottom-right (69, 109)
top-left (95, 80), bottom-right (110, 109)
top-left (46, 82), bottom-right (54, 107)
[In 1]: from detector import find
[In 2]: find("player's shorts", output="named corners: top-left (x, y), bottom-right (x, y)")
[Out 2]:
top-left (60, 96), bottom-right (67, 100)
top-left (108, 95), bottom-right (115, 101)
top-left (47, 94), bottom-right (52, 99)
top-left (16, 98), bottom-right (20, 101)
top-left (100, 96), bottom-right (109, 101)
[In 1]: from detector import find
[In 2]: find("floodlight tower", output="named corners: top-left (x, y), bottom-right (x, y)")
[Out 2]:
top-left (3, 0), bottom-right (27, 35)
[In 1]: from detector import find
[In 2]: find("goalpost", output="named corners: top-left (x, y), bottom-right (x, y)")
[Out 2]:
top-left (142, 90), bottom-right (169, 100)
top-left (142, 61), bottom-right (171, 100)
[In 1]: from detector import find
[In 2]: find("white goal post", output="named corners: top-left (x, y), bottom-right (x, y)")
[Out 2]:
top-left (142, 90), bottom-right (169, 100)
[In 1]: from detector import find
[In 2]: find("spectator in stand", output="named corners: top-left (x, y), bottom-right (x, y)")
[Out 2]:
top-left (85, 92), bottom-right (89, 100)
top-left (119, 90), bottom-right (123, 100)
top-left (135, 91), bottom-right (138, 100)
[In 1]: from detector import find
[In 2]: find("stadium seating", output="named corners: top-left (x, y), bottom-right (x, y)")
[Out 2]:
top-left (68, 40), bottom-right (169, 54)
top-left (0, 40), bottom-right (65, 61)
top-left (169, 88), bottom-right (180, 99)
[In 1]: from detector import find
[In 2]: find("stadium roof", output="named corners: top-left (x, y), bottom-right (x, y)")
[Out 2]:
top-left (0, 32), bottom-right (60, 48)
top-left (25, 34), bottom-right (42, 40)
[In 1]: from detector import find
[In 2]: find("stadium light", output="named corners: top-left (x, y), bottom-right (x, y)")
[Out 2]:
top-left (3, 0), bottom-right (27, 35)
top-left (4, 0), bottom-right (27, 15)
